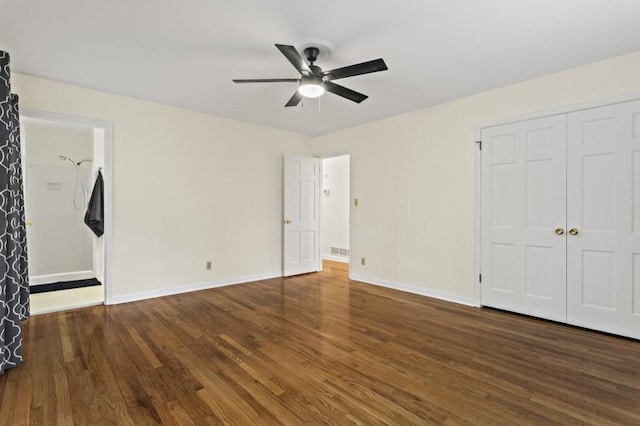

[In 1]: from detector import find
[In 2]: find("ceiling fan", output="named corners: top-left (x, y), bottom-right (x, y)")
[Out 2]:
top-left (233, 44), bottom-right (388, 107)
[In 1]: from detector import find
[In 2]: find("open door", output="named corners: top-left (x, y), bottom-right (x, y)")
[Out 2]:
top-left (283, 154), bottom-right (320, 277)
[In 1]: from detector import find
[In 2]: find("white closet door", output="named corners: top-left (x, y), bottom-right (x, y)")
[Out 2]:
top-left (481, 115), bottom-right (567, 321)
top-left (567, 100), bottom-right (640, 339)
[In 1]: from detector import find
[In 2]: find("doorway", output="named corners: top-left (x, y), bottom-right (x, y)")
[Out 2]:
top-left (321, 154), bottom-right (350, 273)
top-left (20, 111), bottom-right (111, 314)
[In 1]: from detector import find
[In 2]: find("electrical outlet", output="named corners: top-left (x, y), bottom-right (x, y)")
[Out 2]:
top-left (206, 261), bottom-right (212, 270)
top-left (361, 257), bottom-right (366, 266)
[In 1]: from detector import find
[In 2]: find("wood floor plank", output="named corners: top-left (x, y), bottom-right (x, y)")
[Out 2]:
top-left (2, 268), bottom-right (640, 424)
top-left (53, 357), bottom-right (73, 425)
top-left (167, 400), bottom-right (196, 425)
top-left (29, 313), bottom-right (57, 425)
top-left (125, 325), bottom-right (163, 369)
top-left (0, 359), bottom-right (19, 425)
top-left (58, 312), bottom-right (75, 364)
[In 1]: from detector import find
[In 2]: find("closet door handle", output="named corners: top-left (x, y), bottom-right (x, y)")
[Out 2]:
top-left (554, 227), bottom-right (564, 235)
top-left (569, 228), bottom-right (579, 236)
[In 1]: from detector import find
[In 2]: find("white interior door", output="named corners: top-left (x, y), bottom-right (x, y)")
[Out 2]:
top-left (566, 100), bottom-right (640, 339)
top-left (480, 115), bottom-right (567, 322)
top-left (283, 154), bottom-right (320, 277)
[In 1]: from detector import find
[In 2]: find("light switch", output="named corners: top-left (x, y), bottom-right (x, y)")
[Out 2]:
top-left (354, 198), bottom-right (359, 207)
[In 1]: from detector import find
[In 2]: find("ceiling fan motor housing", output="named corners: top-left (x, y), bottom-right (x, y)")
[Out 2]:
top-left (309, 65), bottom-right (323, 76)
top-left (304, 47), bottom-right (320, 65)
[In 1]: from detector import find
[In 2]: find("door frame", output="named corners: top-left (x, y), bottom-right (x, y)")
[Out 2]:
top-left (20, 108), bottom-right (114, 305)
top-left (318, 150), bottom-right (352, 274)
top-left (474, 90), bottom-right (640, 307)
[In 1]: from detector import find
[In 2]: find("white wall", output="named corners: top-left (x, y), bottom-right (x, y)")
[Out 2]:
top-left (22, 119), bottom-right (94, 277)
top-left (314, 50), bottom-right (640, 304)
top-left (321, 155), bottom-right (350, 261)
top-left (13, 73), bottom-right (313, 303)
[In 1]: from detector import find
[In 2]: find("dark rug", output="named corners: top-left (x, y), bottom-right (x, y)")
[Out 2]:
top-left (30, 278), bottom-right (101, 294)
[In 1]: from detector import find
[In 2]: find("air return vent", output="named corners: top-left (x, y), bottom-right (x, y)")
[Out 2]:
top-left (331, 247), bottom-right (349, 256)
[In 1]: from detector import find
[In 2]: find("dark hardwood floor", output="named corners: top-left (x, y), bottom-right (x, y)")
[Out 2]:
top-left (1, 264), bottom-right (640, 424)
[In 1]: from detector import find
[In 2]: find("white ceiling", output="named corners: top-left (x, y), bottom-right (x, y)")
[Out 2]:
top-left (2, 1), bottom-right (640, 136)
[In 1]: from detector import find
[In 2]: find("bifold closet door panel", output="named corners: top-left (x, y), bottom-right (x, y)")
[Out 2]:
top-left (567, 99), bottom-right (640, 339)
top-left (480, 115), bottom-right (567, 322)
top-left (567, 101), bottom-right (640, 338)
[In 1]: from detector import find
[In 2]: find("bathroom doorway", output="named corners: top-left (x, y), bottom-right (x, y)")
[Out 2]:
top-left (21, 112), bottom-right (111, 314)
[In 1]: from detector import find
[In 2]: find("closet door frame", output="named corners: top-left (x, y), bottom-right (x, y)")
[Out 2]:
top-left (474, 91), bottom-right (640, 307)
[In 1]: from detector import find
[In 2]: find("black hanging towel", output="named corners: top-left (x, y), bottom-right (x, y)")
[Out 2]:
top-left (84, 170), bottom-right (104, 237)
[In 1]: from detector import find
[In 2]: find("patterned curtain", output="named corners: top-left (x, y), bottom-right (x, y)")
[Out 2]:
top-left (0, 51), bottom-right (30, 375)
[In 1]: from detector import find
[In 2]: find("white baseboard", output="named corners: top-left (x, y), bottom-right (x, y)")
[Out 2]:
top-left (108, 271), bottom-right (282, 305)
top-left (30, 301), bottom-right (104, 316)
top-left (349, 273), bottom-right (475, 307)
top-left (30, 270), bottom-right (95, 285)
top-left (322, 255), bottom-right (349, 263)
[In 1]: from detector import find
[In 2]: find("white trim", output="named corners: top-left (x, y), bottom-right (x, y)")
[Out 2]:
top-left (318, 148), bottom-right (351, 159)
top-left (322, 254), bottom-right (349, 263)
top-left (31, 301), bottom-right (104, 316)
top-left (477, 91), bottom-right (640, 130)
top-left (318, 158), bottom-right (324, 272)
top-left (474, 131), bottom-right (482, 307)
top-left (20, 109), bottom-right (114, 305)
top-left (349, 273), bottom-right (476, 307)
top-left (30, 270), bottom-right (95, 286)
top-left (109, 271), bottom-right (282, 305)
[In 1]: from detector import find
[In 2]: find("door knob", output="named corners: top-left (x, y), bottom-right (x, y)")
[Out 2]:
top-left (569, 228), bottom-right (579, 236)
top-left (284, 219), bottom-right (292, 224)
top-left (554, 227), bottom-right (564, 235)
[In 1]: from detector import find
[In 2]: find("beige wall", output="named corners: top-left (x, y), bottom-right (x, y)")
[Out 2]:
top-left (13, 73), bottom-right (313, 303)
top-left (314, 50), bottom-right (640, 304)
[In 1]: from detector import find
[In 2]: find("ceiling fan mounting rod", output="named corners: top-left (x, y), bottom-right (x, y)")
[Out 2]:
top-left (304, 47), bottom-right (320, 66)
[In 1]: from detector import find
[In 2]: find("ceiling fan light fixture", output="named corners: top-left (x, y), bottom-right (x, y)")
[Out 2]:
top-left (298, 83), bottom-right (324, 98)
top-left (298, 75), bottom-right (325, 98)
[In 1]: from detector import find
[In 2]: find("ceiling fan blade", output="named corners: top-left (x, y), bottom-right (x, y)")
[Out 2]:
top-left (322, 58), bottom-right (388, 81)
top-left (324, 81), bottom-right (368, 103)
top-left (275, 44), bottom-right (312, 75)
top-left (233, 78), bottom-right (299, 83)
top-left (285, 91), bottom-right (303, 107)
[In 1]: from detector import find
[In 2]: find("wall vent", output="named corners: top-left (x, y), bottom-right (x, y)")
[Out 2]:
top-left (331, 247), bottom-right (350, 256)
